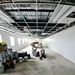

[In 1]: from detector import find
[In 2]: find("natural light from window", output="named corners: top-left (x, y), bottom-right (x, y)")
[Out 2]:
top-left (0, 34), bottom-right (2, 42)
top-left (18, 38), bottom-right (21, 45)
top-left (10, 36), bottom-right (15, 46)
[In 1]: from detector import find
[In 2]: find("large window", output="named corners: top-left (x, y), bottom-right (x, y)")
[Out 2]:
top-left (22, 39), bottom-right (24, 44)
top-left (18, 38), bottom-right (21, 45)
top-left (0, 34), bottom-right (2, 42)
top-left (10, 36), bottom-right (15, 46)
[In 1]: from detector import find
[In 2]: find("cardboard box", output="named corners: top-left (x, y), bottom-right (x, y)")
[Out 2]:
top-left (0, 45), bottom-right (5, 52)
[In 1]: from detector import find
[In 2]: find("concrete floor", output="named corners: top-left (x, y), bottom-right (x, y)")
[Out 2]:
top-left (1, 46), bottom-right (75, 75)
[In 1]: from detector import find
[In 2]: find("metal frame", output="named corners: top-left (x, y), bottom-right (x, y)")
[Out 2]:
top-left (41, 0), bottom-right (62, 35)
top-left (11, 0), bottom-right (34, 36)
top-left (36, 0), bottom-right (38, 35)
top-left (0, 0), bottom-right (73, 38)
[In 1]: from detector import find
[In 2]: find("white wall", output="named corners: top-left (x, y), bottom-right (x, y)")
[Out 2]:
top-left (43, 26), bottom-right (75, 64)
top-left (0, 29), bottom-right (31, 52)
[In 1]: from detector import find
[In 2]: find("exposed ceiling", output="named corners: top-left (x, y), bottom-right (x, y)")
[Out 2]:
top-left (0, 0), bottom-right (75, 38)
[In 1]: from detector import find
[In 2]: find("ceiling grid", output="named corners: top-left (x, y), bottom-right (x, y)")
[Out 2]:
top-left (12, 0), bottom-right (34, 36)
top-left (0, 0), bottom-right (75, 38)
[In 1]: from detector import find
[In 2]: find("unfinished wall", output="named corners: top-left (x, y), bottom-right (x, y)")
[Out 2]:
top-left (0, 29), bottom-right (31, 52)
top-left (43, 25), bottom-right (75, 64)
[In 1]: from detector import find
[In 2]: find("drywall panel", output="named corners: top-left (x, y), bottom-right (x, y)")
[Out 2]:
top-left (43, 26), bottom-right (75, 64)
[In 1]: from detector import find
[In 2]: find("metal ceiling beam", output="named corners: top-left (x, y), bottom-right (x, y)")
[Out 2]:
top-left (11, 21), bottom-right (66, 24)
top-left (0, 2), bottom-right (75, 6)
top-left (13, 0), bottom-right (75, 5)
top-left (0, 0), bottom-right (75, 7)
top-left (47, 23), bottom-right (58, 33)
top-left (30, 25), bottom-right (52, 28)
top-left (11, 22), bottom-right (66, 26)
top-left (0, 4), bottom-right (23, 30)
top-left (14, 1), bottom-right (57, 4)
top-left (46, 12), bottom-right (51, 21)
top-left (36, 0), bottom-right (38, 35)
top-left (41, 0), bottom-right (62, 35)
top-left (11, 0), bottom-right (34, 36)
top-left (47, 23), bottom-right (67, 33)
top-left (46, 23), bottom-right (68, 36)
top-left (9, 15), bottom-right (49, 17)
top-left (11, 22), bottom-right (47, 23)
top-left (0, 2), bottom-right (58, 4)
top-left (5, 9), bottom-right (54, 12)
top-left (0, 2), bottom-right (56, 11)
top-left (47, 22), bottom-right (66, 33)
